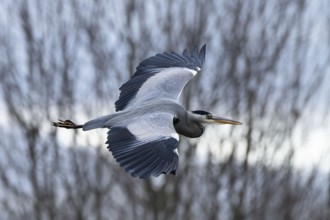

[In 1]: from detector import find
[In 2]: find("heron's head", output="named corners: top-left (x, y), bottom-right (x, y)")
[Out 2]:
top-left (190, 110), bottom-right (242, 125)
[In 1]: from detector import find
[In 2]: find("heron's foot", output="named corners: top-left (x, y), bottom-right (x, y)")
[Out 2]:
top-left (52, 119), bottom-right (83, 129)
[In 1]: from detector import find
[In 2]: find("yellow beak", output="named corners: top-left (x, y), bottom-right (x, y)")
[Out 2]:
top-left (212, 116), bottom-right (242, 125)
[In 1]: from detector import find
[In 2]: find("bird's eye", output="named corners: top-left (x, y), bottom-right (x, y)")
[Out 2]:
top-left (206, 114), bottom-right (213, 119)
top-left (173, 116), bottom-right (180, 124)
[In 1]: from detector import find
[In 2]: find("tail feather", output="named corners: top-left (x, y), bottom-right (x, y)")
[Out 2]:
top-left (83, 115), bottom-right (112, 131)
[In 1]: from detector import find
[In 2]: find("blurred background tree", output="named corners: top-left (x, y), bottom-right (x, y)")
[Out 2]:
top-left (0, 0), bottom-right (329, 219)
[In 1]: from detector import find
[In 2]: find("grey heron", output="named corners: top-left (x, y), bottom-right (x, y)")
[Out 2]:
top-left (53, 45), bottom-right (242, 178)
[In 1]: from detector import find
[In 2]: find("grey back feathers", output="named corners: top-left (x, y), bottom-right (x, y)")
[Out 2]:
top-left (115, 45), bottom-right (206, 111)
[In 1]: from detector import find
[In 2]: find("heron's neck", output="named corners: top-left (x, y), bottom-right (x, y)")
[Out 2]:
top-left (173, 111), bottom-right (204, 138)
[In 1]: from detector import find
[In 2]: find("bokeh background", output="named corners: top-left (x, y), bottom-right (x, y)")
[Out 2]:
top-left (0, 0), bottom-right (329, 219)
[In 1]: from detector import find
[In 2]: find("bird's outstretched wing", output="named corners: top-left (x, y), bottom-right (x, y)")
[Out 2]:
top-left (106, 112), bottom-right (179, 178)
top-left (115, 45), bottom-right (206, 111)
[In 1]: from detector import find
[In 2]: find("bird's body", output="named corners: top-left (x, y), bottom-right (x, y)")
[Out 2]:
top-left (53, 45), bottom-right (242, 178)
top-left (83, 99), bottom-right (182, 130)
top-left (84, 99), bottom-right (204, 138)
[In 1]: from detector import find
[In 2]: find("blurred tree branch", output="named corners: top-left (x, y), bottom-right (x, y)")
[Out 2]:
top-left (0, 0), bottom-right (329, 220)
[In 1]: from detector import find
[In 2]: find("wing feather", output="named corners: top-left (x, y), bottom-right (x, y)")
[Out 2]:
top-left (106, 113), bottom-right (179, 178)
top-left (115, 45), bottom-right (206, 111)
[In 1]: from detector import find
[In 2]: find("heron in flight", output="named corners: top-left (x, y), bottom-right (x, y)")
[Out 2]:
top-left (53, 45), bottom-right (241, 178)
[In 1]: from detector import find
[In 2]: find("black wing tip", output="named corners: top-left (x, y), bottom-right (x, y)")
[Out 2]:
top-left (182, 44), bottom-right (206, 67)
top-left (199, 44), bottom-right (206, 63)
top-left (183, 48), bottom-right (189, 56)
